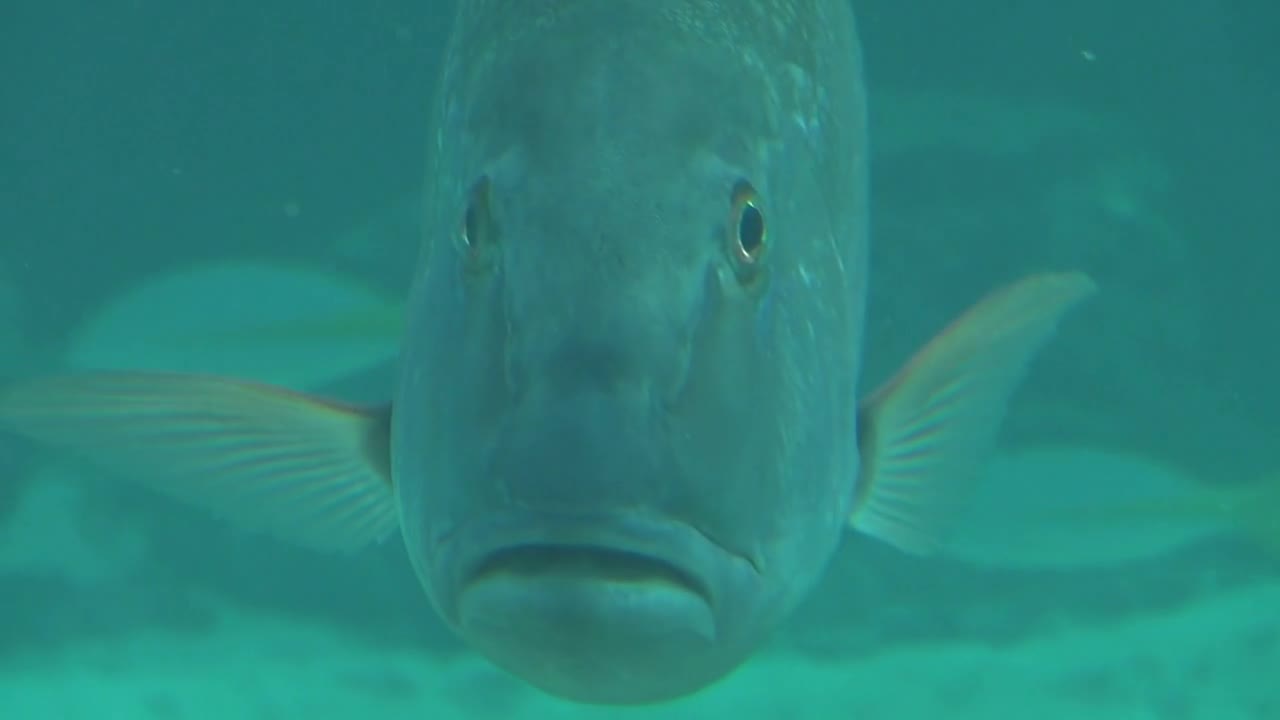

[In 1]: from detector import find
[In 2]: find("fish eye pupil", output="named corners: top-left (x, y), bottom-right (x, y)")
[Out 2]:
top-left (738, 202), bottom-right (765, 259)
top-left (462, 203), bottom-right (478, 248)
top-left (458, 176), bottom-right (497, 275)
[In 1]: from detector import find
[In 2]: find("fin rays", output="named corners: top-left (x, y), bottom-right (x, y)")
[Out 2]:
top-left (0, 372), bottom-right (398, 553)
top-left (852, 272), bottom-right (1098, 554)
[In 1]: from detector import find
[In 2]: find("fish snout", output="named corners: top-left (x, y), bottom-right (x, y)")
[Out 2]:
top-left (490, 383), bottom-right (673, 511)
top-left (503, 283), bottom-right (693, 407)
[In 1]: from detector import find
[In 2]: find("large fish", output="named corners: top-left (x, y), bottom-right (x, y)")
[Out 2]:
top-left (0, 0), bottom-right (1096, 706)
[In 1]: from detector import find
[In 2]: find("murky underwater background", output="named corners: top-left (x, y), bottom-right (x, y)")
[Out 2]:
top-left (2, 1), bottom-right (1278, 717)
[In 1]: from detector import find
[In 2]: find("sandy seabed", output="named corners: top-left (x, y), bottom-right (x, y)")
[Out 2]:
top-left (2, 579), bottom-right (1275, 720)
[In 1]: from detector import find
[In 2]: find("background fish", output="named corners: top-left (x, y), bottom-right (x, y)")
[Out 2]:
top-left (944, 445), bottom-right (1280, 571)
top-left (0, 0), bottom-right (1094, 705)
top-left (62, 260), bottom-right (402, 390)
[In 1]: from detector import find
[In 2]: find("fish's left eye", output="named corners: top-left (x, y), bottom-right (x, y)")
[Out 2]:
top-left (727, 180), bottom-right (767, 282)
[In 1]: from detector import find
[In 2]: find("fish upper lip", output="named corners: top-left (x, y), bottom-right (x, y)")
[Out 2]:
top-left (439, 511), bottom-right (750, 615)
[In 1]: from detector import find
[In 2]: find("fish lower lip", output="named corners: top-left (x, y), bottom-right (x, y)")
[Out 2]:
top-left (468, 543), bottom-right (710, 602)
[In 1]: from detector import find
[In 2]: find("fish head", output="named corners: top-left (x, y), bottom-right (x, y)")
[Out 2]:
top-left (393, 1), bottom-right (868, 704)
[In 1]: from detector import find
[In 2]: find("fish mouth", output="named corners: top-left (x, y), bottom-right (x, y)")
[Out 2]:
top-left (441, 512), bottom-right (743, 623)
top-left (468, 543), bottom-right (711, 604)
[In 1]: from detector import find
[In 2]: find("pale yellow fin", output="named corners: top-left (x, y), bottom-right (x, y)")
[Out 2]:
top-left (851, 272), bottom-right (1098, 554)
top-left (0, 372), bottom-right (397, 553)
top-left (1210, 472), bottom-right (1280, 555)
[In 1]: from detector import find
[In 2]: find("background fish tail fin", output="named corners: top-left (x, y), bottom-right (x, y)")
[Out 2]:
top-left (1222, 472), bottom-right (1280, 556)
top-left (850, 272), bottom-right (1097, 554)
top-left (0, 371), bottom-right (398, 553)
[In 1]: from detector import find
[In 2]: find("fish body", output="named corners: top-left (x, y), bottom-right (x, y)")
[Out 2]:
top-left (395, 0), bottom-right (869, 702)
top-left (0, 0), bottom-right (1095, 705)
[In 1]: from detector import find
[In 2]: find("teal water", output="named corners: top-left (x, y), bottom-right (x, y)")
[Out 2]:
top-left (2, 2), bottom-right (1277, 718)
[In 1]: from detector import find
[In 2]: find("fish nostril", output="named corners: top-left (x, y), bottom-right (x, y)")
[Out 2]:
top-left (545, 340), bottom-right (634, 392)
top-left (502, 323), bottom-right (635, 396)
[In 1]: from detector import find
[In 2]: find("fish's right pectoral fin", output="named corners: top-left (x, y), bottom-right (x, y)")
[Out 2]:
top-left (0, 371), bottom-right (399, 553)
top-left (851, 272), bottom-right (1098, 554)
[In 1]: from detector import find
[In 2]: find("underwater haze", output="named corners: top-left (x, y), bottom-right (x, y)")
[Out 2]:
top-left (2, 1), bottom-right (1278, 718)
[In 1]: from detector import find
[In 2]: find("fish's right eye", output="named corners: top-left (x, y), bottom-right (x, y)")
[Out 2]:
top-left (459, 176), bottom-right (496, 272)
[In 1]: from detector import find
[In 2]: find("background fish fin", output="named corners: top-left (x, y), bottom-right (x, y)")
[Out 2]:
top-left (0, 372), bottom-right (398, 553)
top-left (850, 272), bottom-right (1098, 554)
top-left (1215, 472), bottom-right (1280, 556)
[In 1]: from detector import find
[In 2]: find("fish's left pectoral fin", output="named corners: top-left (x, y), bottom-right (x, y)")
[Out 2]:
top-left (851, 272), bottom-right (1098, 554)
top-left (0, 372), bottom-right (398, 553)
